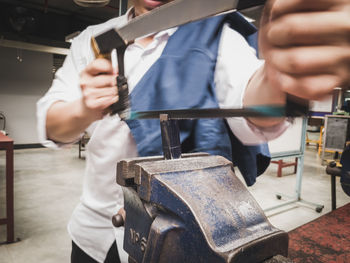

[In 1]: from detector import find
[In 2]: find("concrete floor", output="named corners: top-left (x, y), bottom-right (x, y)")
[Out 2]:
top-left (0, 133), bottom-right (349, 263)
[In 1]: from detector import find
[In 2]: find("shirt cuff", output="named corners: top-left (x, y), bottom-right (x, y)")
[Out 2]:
top-left (226, 117), bottom-right (291, 145)
top-left (36, 96), bottom-right (81, 149)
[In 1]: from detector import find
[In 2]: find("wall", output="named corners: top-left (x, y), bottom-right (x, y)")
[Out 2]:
top-left (0, 47), bottom-right (53, 145)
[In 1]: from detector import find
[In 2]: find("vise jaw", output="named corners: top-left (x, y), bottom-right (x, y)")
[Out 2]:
top-left (116, 154), bottom-right (289, 263)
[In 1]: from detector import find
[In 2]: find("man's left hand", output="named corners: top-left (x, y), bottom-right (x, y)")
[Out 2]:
top-left (259, 0), bottom-right (350, 100)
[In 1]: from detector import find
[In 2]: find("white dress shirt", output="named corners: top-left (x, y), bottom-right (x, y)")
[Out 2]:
top-left (36, 9), bottom-right (288, 263)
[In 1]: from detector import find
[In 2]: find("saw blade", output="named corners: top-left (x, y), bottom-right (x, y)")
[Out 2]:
top-left (122, 103), bottom-right (308, 121)
top-left (93, 0), bottom-right (266, 55)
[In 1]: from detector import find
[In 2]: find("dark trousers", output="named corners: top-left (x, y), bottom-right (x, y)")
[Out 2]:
top-left (71, 241), bottom-right (121, 263)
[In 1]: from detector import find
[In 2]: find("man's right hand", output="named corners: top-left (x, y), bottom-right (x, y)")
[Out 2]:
top-left (46, 58), bottom-right (119, 143)
top-left (79, 58), bottom-right (119, 121)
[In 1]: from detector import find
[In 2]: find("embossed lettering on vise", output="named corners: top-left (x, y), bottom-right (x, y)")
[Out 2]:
top-left (130, 228), bottom-right (148, 253)
top-left (140, 237), bottom-right (147, 252)
top-left (130, 228), bottom-right (139, 244)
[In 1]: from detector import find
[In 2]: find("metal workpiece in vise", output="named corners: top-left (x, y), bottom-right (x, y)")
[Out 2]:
top-left (113, 117), bottom-right (290, 263)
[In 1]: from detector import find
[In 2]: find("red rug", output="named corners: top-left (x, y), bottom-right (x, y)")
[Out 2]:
top-left (288, 203), bottom-right (350, 263)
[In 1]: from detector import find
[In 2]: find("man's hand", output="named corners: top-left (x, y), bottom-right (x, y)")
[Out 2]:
top-left (79, 58), bottom-right (119, 121)
top-left (259, 0), bottom-right (350, 100)
top-left (46, 58), bottom-right (118, 143)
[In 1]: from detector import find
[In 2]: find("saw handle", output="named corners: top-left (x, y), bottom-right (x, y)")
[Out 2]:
top-left (110, 75), bottom-right (130, 116)
top-left (91, 37), bottom-right (130, 118)
top-left (285, 95), bottom-right (309, 117)
top-left (110, 46), bottom-right (130, 118)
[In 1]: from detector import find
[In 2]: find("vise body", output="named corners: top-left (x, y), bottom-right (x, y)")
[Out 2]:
top-left (116, 154), bottom-right (289, 263)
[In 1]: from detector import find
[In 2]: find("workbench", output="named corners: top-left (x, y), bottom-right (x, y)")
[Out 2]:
top-left (288, 202), bottom-right (350, 263)
top-left (0, 133), bottom-right (14, 243)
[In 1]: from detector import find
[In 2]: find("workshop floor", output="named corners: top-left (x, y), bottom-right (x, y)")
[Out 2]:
top-left (0, 132), bottom-right (349, 263)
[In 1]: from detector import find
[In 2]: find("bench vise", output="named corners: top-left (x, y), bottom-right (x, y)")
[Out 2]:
top-left (115, 154), bottom-right (290, 263)
top-left (113, 116), bottom-right (291, 263)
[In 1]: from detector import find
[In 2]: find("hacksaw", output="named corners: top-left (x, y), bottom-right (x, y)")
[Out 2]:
top-left (91, 0), bottom-right (309, 120)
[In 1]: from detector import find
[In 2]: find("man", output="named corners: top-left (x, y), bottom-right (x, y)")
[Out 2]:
top-left (36, 0), bottom-right (350, 262)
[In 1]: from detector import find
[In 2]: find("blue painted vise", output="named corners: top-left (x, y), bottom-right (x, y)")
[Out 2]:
top-left (114, 118), bottom-right (290, 263)
top-left (116, 153), bottom-right (291, 263)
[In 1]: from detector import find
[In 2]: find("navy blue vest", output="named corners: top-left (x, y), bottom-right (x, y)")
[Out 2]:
top-left (125, 13), bottom-right (270, 186)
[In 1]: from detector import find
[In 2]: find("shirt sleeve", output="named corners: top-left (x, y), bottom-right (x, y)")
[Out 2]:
top-left (214, 23), bottom-right (289, 145)
top-left (36, 30), bottom-right (92, 149)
